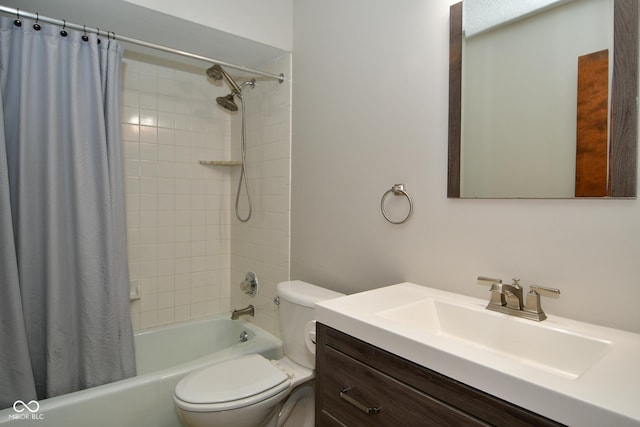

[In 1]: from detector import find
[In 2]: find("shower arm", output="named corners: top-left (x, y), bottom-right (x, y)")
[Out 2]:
top-left (238, 80), bottom-right (256, 91)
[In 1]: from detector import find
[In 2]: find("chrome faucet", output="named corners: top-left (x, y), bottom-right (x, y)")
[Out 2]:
top-left (231, 304), bottom-right (255, 320)
top-left (478, 276), bottom-right (560, 321)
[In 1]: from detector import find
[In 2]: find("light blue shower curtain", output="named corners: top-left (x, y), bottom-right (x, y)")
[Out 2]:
top-left (0, 16), bottom-right (135, 409)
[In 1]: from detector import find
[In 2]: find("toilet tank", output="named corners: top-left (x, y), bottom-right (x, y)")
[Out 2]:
top-left (276, 281), bottom-right (344, 369)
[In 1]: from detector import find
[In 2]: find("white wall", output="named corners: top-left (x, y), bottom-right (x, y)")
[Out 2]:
top-left (291, 0), bottom-right (640, 333)
top-left (122, 0), bottom-right (293, 51)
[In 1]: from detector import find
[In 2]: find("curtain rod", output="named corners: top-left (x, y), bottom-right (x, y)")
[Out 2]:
top-left (0, 5), bottom-right (285, 83)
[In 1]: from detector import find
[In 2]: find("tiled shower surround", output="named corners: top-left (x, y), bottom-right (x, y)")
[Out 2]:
top-left (122, 53), bottom-right (291, 334)
top-left (230, 59), bottom-right (293, 337)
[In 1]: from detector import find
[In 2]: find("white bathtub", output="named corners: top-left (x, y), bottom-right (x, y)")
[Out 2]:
top-left (0, 315), bottom-right (283, 427)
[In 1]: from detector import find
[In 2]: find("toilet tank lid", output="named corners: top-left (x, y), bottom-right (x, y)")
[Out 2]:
top-left (276, 280), bottom-right (345, 307)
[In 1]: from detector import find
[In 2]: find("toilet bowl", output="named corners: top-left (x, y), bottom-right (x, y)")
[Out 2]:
top-left (274, 384), bottom-right (314, 427)
top-left (173, 281), bottom-right (344, 427)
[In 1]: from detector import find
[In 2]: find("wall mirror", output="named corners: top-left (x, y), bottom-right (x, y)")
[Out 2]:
top-left (448, 0), bottom-right (638, 199)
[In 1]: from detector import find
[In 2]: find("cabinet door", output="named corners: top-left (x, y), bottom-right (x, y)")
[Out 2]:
top-left (318, 345), bottom-right (486, 426)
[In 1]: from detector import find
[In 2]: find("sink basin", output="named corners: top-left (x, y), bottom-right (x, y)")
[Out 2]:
top-left (376, 298), bottom-right (612, 379)
top-left (315, 282), bottom-right (640, 426)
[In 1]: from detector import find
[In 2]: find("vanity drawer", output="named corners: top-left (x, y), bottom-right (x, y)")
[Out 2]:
top-left (318, 345), bottom-right (484, 426)
top-left (316, 323), bottom-right (564, 427)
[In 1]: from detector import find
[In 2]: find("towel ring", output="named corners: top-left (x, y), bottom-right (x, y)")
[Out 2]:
top-left (381, 184), bottom-right (413, 224)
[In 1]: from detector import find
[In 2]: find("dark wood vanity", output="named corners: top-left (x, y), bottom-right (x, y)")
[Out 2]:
top-left (315, 323), bottom-right (564, 427)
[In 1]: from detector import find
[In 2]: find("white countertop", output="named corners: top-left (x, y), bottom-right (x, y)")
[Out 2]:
top-left (315, 282), bottom-right (640, 427)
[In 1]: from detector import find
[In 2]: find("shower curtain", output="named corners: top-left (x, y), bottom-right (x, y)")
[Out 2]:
top-left (0, 17), bottom-right (135, 409)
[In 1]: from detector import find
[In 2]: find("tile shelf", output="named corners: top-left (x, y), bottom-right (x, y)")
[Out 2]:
top-left (198, 160), bottom-right (242, 166)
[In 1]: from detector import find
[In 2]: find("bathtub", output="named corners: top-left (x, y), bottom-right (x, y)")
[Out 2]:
top-left (0, 314), bottom-right (283, 427)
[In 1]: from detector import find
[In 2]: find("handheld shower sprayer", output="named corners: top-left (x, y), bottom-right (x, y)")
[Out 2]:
top-left (205, 63), bottom-right (255, 222)
top-left (206, 64), bottom-right (242, 94)
top-left (206, 64), bottom-right (255, 112)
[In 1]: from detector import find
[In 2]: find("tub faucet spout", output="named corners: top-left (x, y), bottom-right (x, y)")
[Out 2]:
top-left (231, 304), bottom-right (255, 320)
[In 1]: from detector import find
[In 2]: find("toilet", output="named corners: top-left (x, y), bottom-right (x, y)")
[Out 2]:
top-left (173, 280), bottom-right (344, 427)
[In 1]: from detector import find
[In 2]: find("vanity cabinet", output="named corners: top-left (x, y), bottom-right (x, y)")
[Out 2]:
top-left (315, 323), bottom-right (564, 427)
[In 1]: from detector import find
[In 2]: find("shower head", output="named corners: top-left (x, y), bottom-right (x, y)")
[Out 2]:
top-left (208, 64), bottom-right (255, 112)
top-left (216, 79), bottom-right (254, 111)
top-left (206, 64), bottom-right (224, 80)
top-left (216, 93), bottom-right (239, 112)
top-left (206, 64), bottom-right (242, 94)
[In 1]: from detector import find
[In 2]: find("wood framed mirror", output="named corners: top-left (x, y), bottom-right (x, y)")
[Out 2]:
top-left (448, 0), bottom-right (638, 199)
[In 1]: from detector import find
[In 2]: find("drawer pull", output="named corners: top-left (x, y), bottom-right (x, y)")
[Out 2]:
top-left (339, 387), bottom-right (381, 415)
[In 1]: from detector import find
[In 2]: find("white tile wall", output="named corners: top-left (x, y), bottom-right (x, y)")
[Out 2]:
top-left (123, 53), bottom-right (292, 333)
top-left (231, 55), bottom-right (292, 337)
top-left (123, 54), bottom-right (235, 330)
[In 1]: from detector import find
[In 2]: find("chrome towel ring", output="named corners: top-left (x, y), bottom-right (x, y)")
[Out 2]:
top-left (381, 184), bottom-right (413, 224)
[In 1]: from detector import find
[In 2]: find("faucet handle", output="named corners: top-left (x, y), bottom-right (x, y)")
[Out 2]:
top-left (477, 276), bottom-right (506, 307)
top-left (524, 285), bottom-right (560, 321)
top-left (529, 285), bottom-right (560, 298)
top-left (477, 276), bottom-right (502, 285)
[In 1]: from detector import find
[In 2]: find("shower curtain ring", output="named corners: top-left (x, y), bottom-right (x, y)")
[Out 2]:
top-left (13, 9), bottom-right (21, 27)
top-left (82, 25), bottom-right (89, 42)
top-left (33, 13), bottom-right (41, 31)
top-left (60, 20), bottom-right (68, 37)
top-left (97, 28), bottom-right (101, 44)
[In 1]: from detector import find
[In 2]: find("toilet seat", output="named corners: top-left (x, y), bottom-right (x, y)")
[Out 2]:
top-left (174, 354), bottom-right (290, 412)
